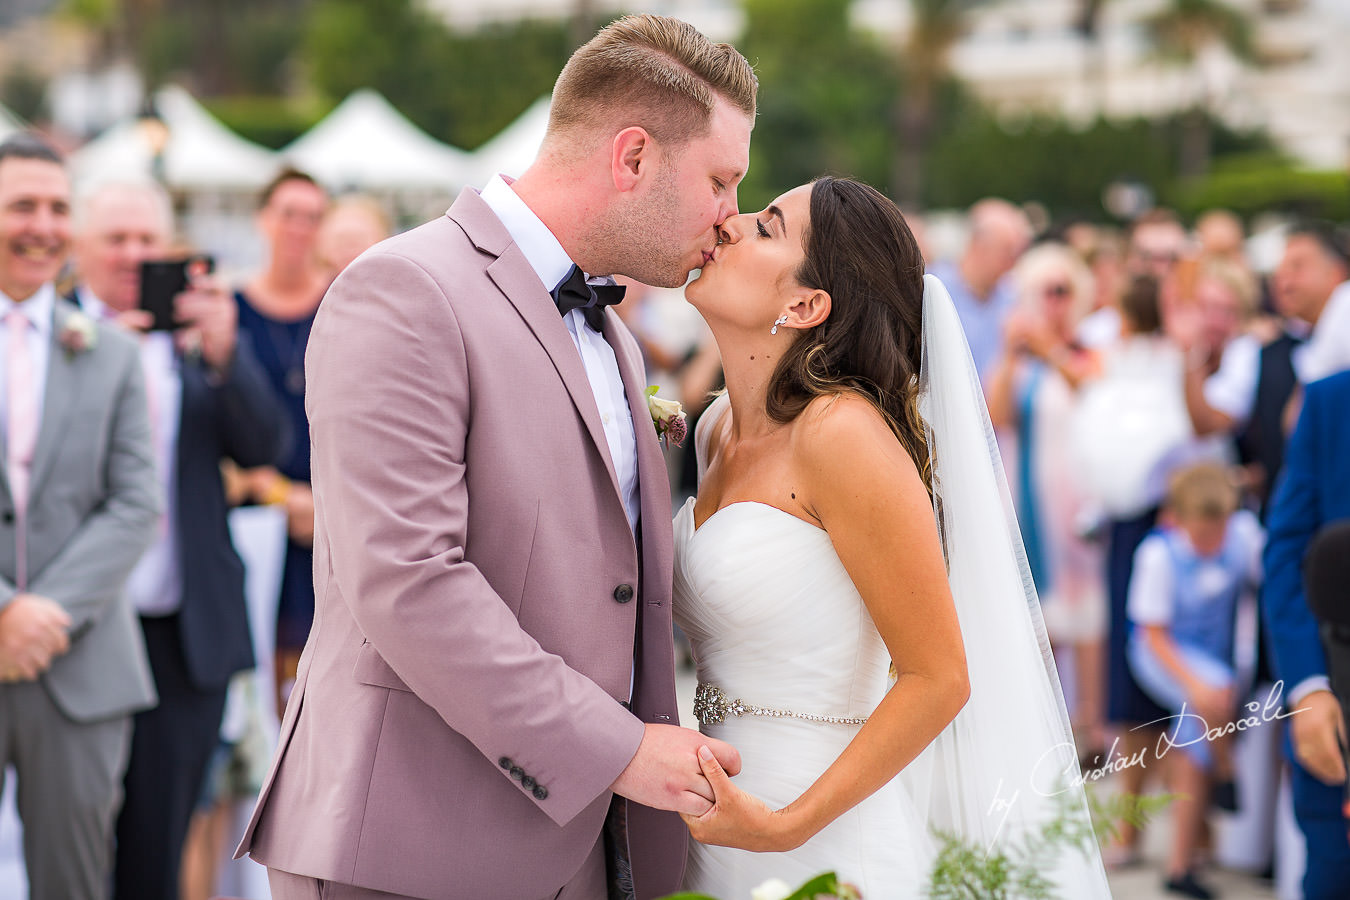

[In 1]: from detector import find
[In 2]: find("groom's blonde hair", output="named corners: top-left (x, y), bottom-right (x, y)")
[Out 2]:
top-left (546, 15), bottom-right (756, 152)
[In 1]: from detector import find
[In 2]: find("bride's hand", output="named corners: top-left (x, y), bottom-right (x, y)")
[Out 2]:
top-left (679, 746), bottom-right (802, 852)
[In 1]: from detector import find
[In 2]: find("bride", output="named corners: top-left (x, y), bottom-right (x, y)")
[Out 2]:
top-left (673, 177), bottom-right (1111, 897)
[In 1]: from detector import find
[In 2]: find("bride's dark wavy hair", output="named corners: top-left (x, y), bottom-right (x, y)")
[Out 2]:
top-left (766, 176), bottom-right (932, 498)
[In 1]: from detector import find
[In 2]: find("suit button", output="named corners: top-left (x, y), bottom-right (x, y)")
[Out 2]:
top-left (510, 766), bottom-right (524, 781)
top-left (533, 785), bottom-right (549, 800)
top-left (1, 511), bottom-right (12, 524)
top-left (613, 584), bottom-right (634, 604)
top-left (521, 775), bottom-right (536, 790)
top-left (498, 757), bottom-right (512, 770)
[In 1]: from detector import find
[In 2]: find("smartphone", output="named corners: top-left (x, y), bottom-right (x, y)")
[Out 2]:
top-left (138, 256), bottom-right (214, 331)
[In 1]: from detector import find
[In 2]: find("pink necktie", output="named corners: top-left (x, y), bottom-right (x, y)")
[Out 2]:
top-left (7, 309), bottom-right (37, 589)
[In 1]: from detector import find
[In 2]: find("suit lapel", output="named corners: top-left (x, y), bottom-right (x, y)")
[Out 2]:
top-left (485, 249), bottom-right (623, 500)
top-left (449, 188), bottom-right (625, 502)
top-left (29, 303), bottom-right (83, 502)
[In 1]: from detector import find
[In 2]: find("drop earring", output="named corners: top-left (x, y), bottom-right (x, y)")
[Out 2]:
top-left (771, 315), bottom-right (789, 335)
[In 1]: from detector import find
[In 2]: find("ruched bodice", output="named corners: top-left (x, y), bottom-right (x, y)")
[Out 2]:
top-left (674, 499), bottom-right (891, 724)
top-left (672, 396), bottom-right (931, 897)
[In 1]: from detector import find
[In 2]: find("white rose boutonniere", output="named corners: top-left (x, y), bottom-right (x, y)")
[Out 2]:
top-left (58, 311), bottom-right (98, 358)
top-left (646, 385), bottom-right (687, 447)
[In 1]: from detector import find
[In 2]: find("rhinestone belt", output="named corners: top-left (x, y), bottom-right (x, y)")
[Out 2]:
top-left (693, 682), bottom-right (869, 727)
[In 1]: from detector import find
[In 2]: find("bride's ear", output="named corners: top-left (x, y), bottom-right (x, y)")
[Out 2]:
top-left (785, 289), bottom-right (831, 330)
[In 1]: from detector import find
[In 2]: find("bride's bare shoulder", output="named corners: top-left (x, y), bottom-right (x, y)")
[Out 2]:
top-left (793, 392), bottom-right (922, 484)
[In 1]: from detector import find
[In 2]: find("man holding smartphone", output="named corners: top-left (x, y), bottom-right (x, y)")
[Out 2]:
top-left (71, 177), bottom-right (285, 900)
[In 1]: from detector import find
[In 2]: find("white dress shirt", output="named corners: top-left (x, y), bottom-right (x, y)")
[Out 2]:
top-left (1295, 279), bottom-right (1350, 384)
top-left (480, 175), bottom-right (641, 533)
top-left (80, 289), bottom-right (183, 615)
top-left (0, 284), bottom-right (55, 445)
top-left (1203, 333), bottom-right (1261, 426)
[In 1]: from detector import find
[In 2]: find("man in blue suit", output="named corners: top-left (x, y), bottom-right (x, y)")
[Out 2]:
top-left (71, 178), bottom-right (285, 900)
top-left (1264, 368), bottom-right (1350, 900)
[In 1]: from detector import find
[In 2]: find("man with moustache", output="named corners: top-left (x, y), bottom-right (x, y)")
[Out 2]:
top-left (237, 15), bottom-right (756, 900)
top-left (0, 135), bottom-right (159, 899)
top-left (69, 177), bottom-right (284, 900)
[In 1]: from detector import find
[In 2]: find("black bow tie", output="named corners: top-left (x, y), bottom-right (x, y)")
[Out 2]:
top-left (551, 265), bottom-right (625, 332)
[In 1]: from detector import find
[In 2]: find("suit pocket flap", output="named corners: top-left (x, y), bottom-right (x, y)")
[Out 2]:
top-left (353, 641), bottom-right (413, 692)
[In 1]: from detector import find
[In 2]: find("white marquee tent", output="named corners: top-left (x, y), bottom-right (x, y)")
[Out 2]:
top-left (280, 89), bottom-right (472, 192)
top-left (468, 95), bottom-right (550, 185)
top-left (68, 84), bottom-right (278, 191)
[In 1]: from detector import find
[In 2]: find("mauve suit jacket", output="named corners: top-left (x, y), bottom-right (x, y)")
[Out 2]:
top-left (238, 188), bottom-right (685, 899)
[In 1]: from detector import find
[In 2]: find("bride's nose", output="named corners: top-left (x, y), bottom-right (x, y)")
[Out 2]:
top-left (718, 215), bottom-right (751, 244)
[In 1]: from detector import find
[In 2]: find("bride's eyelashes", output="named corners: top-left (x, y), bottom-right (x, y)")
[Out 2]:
top-left (756, 219), bottom-right (770, 238)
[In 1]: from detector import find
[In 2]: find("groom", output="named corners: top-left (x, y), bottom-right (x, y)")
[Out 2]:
top-left (236, 15), bottom-right (757, 900)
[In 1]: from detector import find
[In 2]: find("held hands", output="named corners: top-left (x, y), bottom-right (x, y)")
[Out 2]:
top-left (680, 745), bottom-right (801, 853)
top-left (610, 723), bottom-right (742, 817)
top-left (0, 594), bottom-right (71, 682)
top-left (1291, 690), bottom-right (1347, 786)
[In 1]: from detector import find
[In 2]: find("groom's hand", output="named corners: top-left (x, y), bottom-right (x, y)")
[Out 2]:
top-left (610, 723), bottom-right (741, 816)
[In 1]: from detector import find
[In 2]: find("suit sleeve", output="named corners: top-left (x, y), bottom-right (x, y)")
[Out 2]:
top-left (1261, 378), bottom-right (1328, 695)
top-left (206, 331), bottom-right (286, 468)
top-left (308, 251), bottom-right (643, 827)
top-left (28, 340), bottom-right (162, 634)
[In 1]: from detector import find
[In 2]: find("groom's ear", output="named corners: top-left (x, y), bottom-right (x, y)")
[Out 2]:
top-left (788, 289), bottom-right (831, 329)
top-left (611, 127), bottom-right (652, 193)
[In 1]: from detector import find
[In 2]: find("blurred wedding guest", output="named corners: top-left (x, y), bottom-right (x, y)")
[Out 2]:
top-left (986, 242), bottom-right (1106, 757)
top-left (1280, 222), bottom-right (1350, 386)
top-left (1196, 209), bottom-right (1250, 271)
top-left (1263, 369), bottom-right (1350, 900)
top-left (1071, 274), bottom-right (1193, 862)
top-left (1127, 462), bottom-right (1263, 899)
top-left (1079, 208), bottom-right (1189, 349)
top-left (1175, 258), bottom-right (1261, 453)
top-left (317, 193), bottom-right (390, 278)
top-left (233, 168), bottom-right (329, 711)
top-left (69, 177), bottom-right (285, 900)
top-left (928, 197), bottom-right (1032, 380)
top-left (0, 134), bottom-right (160, 899)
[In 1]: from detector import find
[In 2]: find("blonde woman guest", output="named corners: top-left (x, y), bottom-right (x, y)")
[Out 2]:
top-left (987, 242), bottom-right (1106, 758)
top-left (233, 168), bottom-right (330, 712)
top-left (317, 194), bottom-right (390, 278)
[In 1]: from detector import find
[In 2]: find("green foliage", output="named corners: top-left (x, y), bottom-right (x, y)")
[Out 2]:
top-left (136, 3), bottom-right (303, 95)
top-left (737, 0), bottom-right (901, 211)
top-left (923, 110), bottom-right (1272, 218)
top-left (202, 96), bottom-right (325, 150)
top-left (928, 786), bottom-right (1173, 900)
top-left (1168, 155), bottom-right (1350, 222)
top-left (1144, 0), bottom-right (1256, 64)
top-left (0, 64), bottom-right (46, 123)
top-left (661, 869), bottom-right (860, 900)
top-left (303, 0), bottom-right (572, 149)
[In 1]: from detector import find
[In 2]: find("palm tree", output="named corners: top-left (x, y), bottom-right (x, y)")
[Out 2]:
top-left (890, 0), bottom-right (985, 208)
top-left (1143, 0), bottom-right (1257, 178)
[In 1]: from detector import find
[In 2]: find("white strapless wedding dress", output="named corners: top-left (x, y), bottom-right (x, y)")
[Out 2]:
top-left (673, 492), bottom-right (934, 898)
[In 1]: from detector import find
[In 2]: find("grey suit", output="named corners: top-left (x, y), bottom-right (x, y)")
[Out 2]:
top-left (0, 298), bottom-right (161, 899)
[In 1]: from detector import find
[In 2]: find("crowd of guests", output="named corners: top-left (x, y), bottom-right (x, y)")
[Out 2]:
top-left (1, 119), bottom-right (1349, 900)
top-left (914, 198), bottom-right (1349, 900)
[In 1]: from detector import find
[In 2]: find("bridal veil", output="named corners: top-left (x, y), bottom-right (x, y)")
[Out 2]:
top-left (901, 274), bottom-right (1112, 895)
